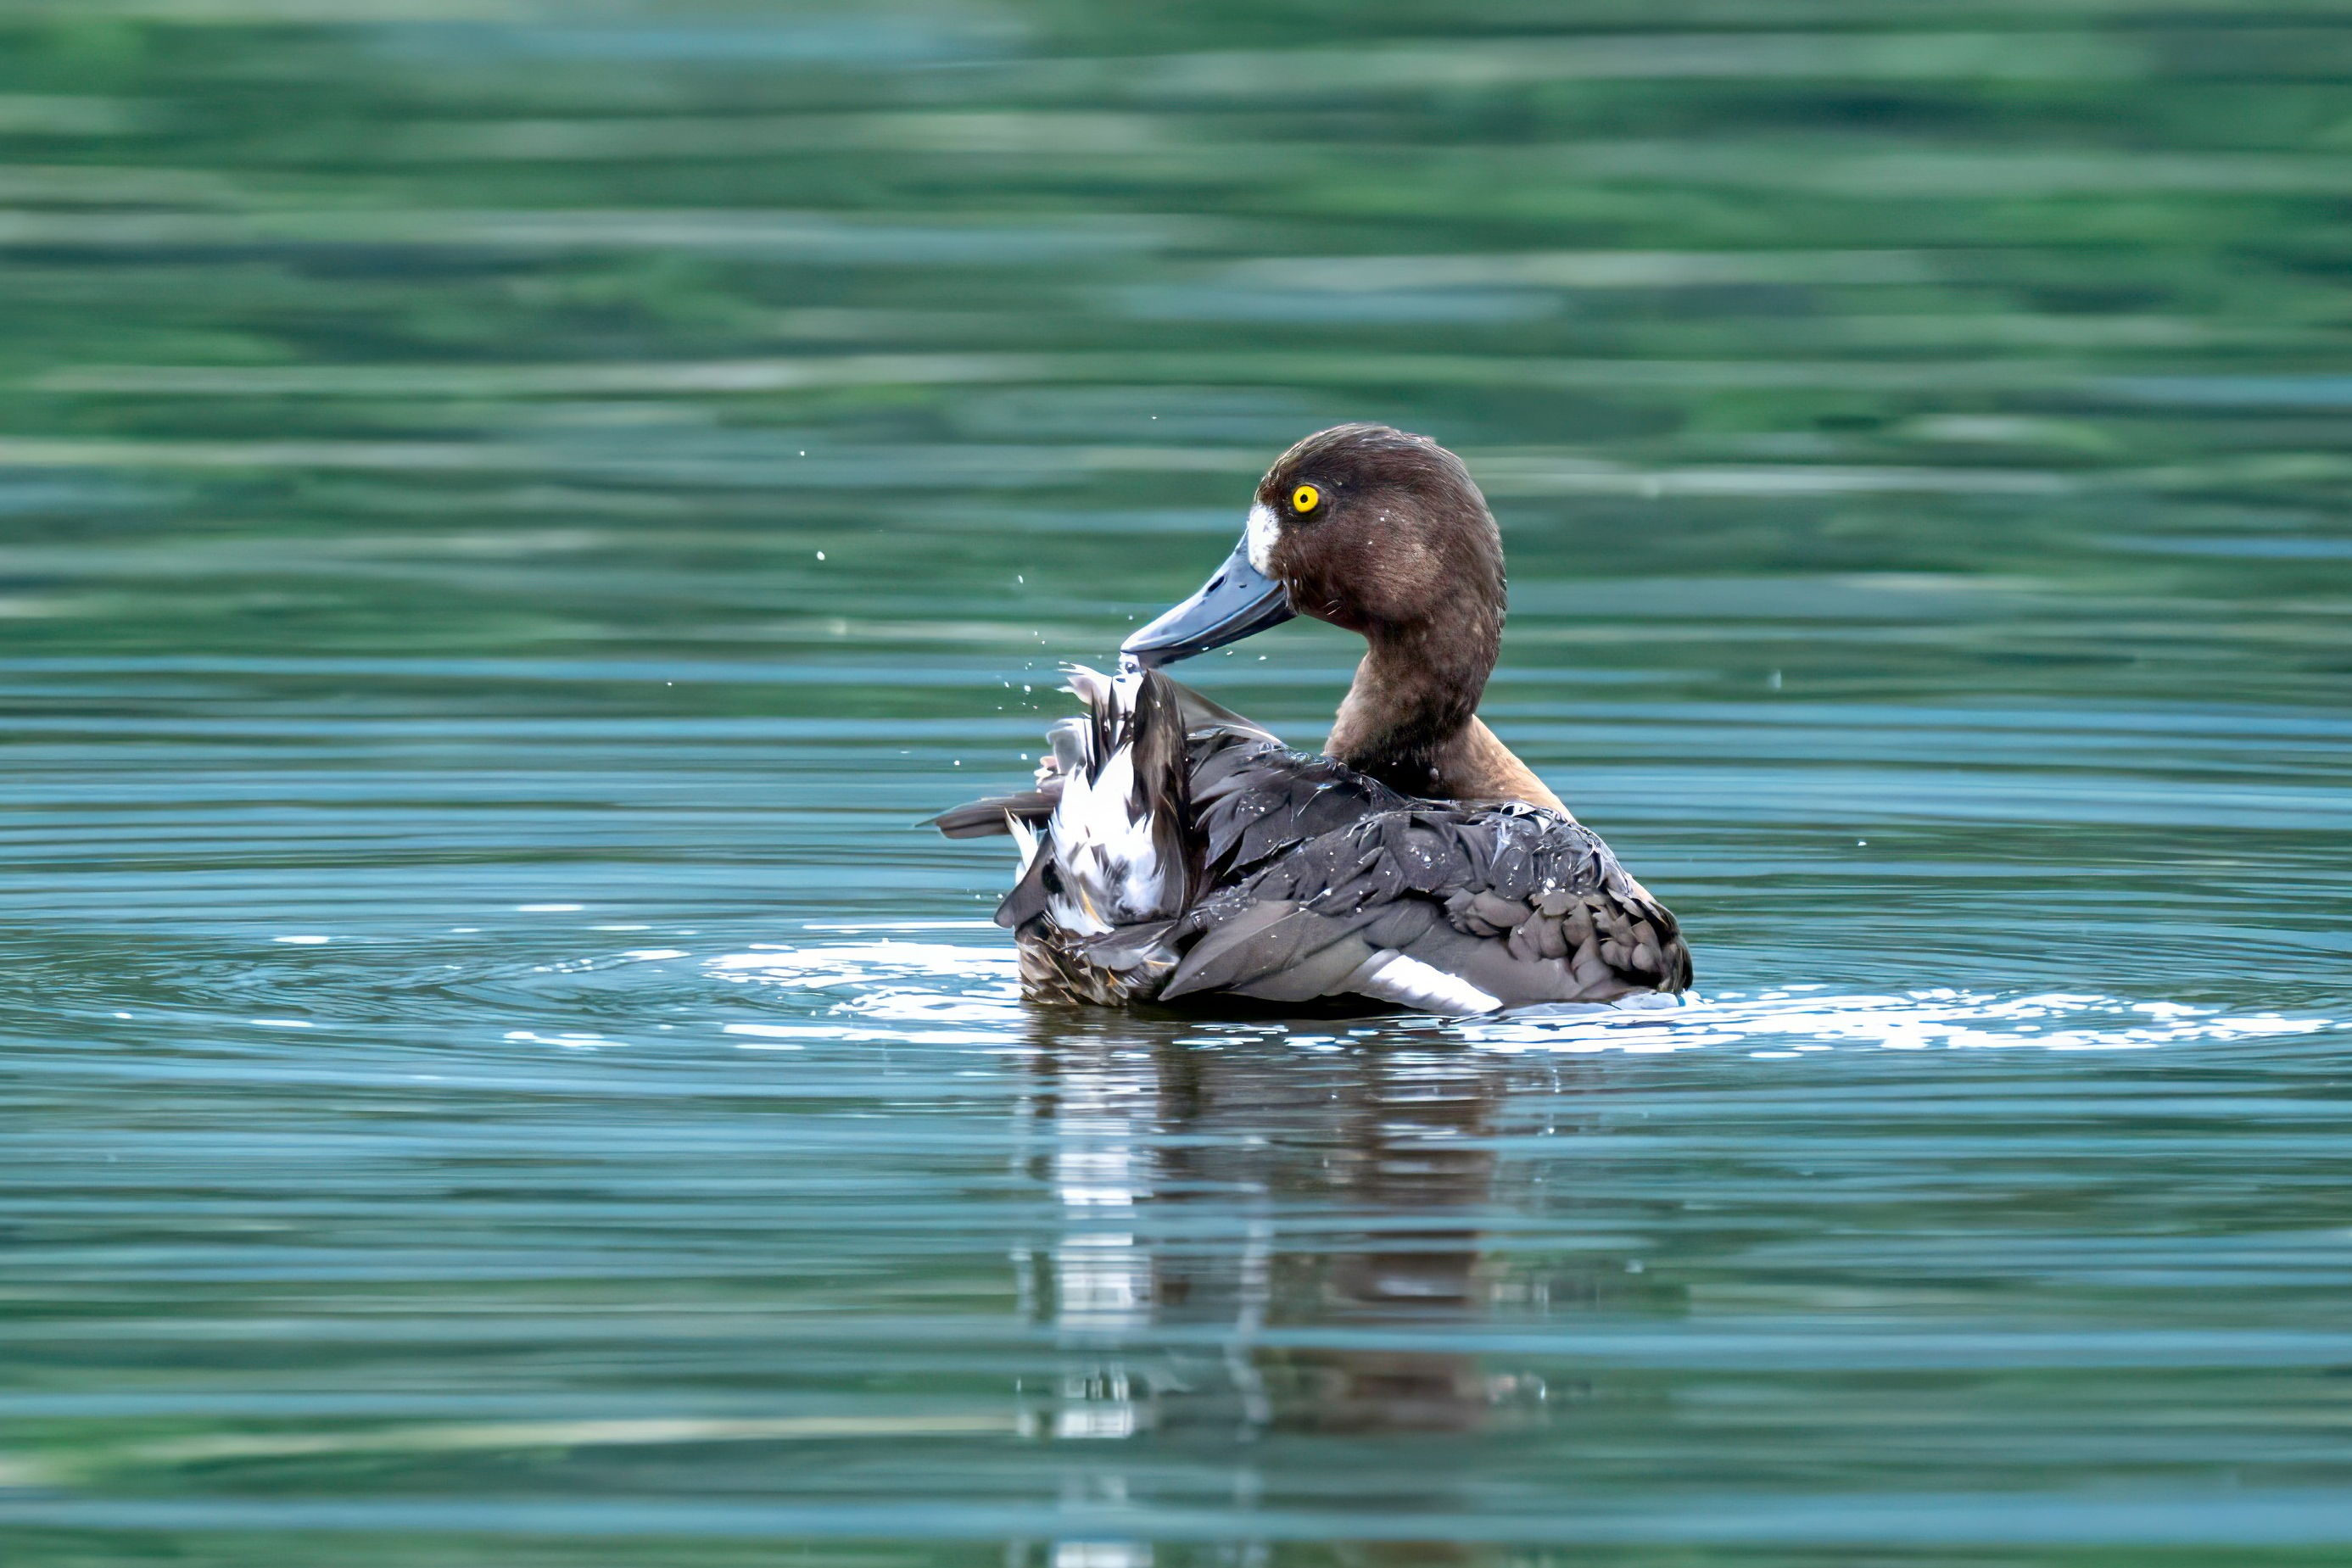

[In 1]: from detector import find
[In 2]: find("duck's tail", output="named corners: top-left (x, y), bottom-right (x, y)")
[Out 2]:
top-left (929, 663), bottom-right (1195, 918)
top-left (932, 665), bottom-right (1288, 1004)
top-left (997, 664), bottom-right (1194, 935)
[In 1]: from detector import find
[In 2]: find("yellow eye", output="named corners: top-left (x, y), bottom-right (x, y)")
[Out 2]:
top-left (1290, 483), bottom-right (1321, 513)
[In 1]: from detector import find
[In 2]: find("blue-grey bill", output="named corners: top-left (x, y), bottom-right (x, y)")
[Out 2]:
top-left (1119, 537), bottom-right (1297, 670)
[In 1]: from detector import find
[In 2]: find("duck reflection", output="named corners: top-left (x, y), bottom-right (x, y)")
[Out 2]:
top-left (1017, 1014), bottom-right (1511, 1443)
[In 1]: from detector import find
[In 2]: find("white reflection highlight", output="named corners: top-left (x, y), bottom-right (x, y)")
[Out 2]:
top-left (1053, 1544), bottom-right (1150, 1568)
top-left (1043, 1043), bottom-right (1154, 1453)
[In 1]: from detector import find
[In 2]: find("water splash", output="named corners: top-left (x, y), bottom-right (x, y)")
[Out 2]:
top-left (702, 940), bottom-right (2341, 1059)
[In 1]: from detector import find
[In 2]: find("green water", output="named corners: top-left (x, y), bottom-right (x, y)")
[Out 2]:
top-left (3, 3), bottom-right (2352, 1564)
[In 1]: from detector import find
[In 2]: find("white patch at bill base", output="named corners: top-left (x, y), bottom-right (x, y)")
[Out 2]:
top-left (1244, 501), bottom-right (1280, 574)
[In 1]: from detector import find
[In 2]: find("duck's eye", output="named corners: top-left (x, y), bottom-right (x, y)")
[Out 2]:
top-left (1290, 483), bottom-right (1321, 514)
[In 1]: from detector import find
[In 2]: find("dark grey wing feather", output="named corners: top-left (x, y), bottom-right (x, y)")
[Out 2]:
top-left (1126, 668), bottom-right (1199, 914)
top-left (1190, 733), bottom-right (1416, 881)
top-left (928, 791), bottom-right (1057, 840)
top-left (1166, 790), bottom-right (1692, 1008)
top-left (1163, 901), bottom-right (1360, 1000)
top-left (1166, 682), bottom-right (1282, 745)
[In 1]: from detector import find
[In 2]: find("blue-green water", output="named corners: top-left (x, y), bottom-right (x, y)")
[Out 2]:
top-left (3, 4), bottom-right (2352, 1564)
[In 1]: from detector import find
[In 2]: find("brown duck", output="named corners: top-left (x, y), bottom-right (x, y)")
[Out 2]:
top-left (936, 422), bottom-right (1692, 1013)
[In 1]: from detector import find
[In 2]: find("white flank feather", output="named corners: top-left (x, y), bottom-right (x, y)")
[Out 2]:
top-left (1008, 814), bottom-right (1040, 876)
top-left (1344, 951), bottom-right (1502, 1015)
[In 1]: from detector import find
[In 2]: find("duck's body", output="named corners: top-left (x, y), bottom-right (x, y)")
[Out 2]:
top-left (937, 666), bottom-right (1688, 1011)
top-left (936, 423), bottom-right (1691, 1015)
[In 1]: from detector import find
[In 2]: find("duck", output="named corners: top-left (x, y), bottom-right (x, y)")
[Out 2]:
top-left (935, 422), bottom-right (1691, 1014)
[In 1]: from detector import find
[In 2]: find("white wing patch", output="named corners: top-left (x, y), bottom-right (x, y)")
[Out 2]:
top-left (1344, 951), bottom-right (1502, 1015)
top-left (1037, 666), bottom-right (1171, 937)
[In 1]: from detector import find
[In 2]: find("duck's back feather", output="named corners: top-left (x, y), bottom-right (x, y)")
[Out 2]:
top-left (938, 667), bottom-right (1690, 1013)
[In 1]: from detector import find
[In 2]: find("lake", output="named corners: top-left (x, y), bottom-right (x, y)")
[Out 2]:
top-left (3, 3), bottom-right (2351, 1565)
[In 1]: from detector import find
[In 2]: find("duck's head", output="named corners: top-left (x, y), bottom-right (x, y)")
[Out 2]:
top-left (1120, 422), bottom-right (1505, 673)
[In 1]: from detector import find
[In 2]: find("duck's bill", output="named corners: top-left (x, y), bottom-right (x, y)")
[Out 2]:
top-left (1119, 537), bottom-right (1297, 670)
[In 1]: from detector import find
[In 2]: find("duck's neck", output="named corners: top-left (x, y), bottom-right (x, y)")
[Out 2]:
top-left (1326, 624), bottom-right (1567, 812)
